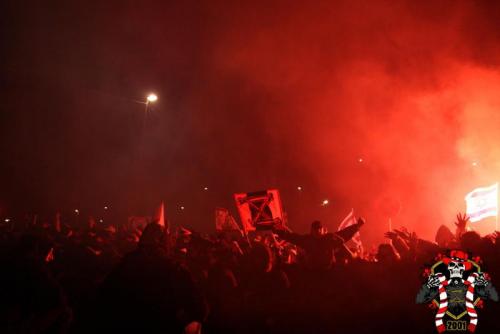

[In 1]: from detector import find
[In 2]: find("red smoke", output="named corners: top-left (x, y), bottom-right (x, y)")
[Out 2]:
top-left (4, 0), bottom-right (500, 245)
top-left (189, 1), bottom-right (500, 242)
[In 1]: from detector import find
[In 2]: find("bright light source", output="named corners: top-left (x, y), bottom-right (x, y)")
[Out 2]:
top-left (203, 187), bottom-right (208, 191)
top-left (358, 158), bottom-right (363, 163)
top-left (4, 218), bottom-right (10, 223)
top-left (74, 209), bottom-right (79, 214)
top-left (99, 219), bottom-right (104, 223)
top-left (297, 186), bottom-right (302, 191)
top-left (147, 94), bottom-right (158, 102)
top-left (322, 199), bottom-right (329, 206)
top-left (104, 206), bottom-right (108, 210)
top-left (471, 161), bottom-right (478, 167)
top-left (180, 206), bottom-right (185, 210)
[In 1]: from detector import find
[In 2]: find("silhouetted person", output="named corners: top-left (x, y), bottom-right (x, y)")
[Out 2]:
top-left (91, 223), bottom-right (207, 333)
top-left (435, 224), bottom-right (456, 249)
top-left (460, 231), bottom-right (482, 254)
top-left (376, 243), bottom-right (400, 264)
top-left (239, 242), bottom-right (290, 333)
top-left (0, 233), bottom-right (71, 333)
top-left (276, 221), bottom-right (345, 270)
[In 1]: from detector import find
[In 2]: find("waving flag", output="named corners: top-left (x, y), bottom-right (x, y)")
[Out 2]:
top-left (338, 209), bottom-right (363, 252)
top-left (215, 207), bottom-right (242, 232)
top-left (465, 183), bottom-right (498, 223)
top-left (156, 202), bottom-right (165, 227)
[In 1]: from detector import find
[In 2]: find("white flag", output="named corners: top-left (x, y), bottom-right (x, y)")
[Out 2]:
top-left (465, 183), bottom-right (498, 223)
top-left (338, 209), bottom-right (363, 251)
top-left (338, 209), bottom-right (357, 231)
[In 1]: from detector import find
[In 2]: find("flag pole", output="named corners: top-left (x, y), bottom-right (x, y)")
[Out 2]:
top-left (386, 217), bottom-right (392, 245)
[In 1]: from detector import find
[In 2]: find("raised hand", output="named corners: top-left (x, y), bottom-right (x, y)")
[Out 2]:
top-left (455, 213), bottom-right (470, 232)
top-left (384, 231), bottom-right (398, 240)
top-left (394, 227), bottom-right (411, 240)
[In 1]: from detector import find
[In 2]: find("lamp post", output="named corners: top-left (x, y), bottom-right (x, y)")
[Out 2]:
top-left (147, 93), bottom-right (158, 103)
top-left (142, 93), bottom-right (158, 129)
top-left (145, 93), bottom-right (158, 113)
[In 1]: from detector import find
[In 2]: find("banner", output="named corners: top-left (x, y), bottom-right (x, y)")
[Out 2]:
top-left (234, 189), bottom-right (284, 231)
top-left (465, 183), bottom-right (498, 223)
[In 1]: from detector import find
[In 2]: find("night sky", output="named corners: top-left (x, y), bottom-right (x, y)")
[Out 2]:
top-left (2, 1), bottom-right (500, 244)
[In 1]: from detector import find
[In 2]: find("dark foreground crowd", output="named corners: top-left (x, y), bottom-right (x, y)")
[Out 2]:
top-left (1, 213), bottom-right (500, 334)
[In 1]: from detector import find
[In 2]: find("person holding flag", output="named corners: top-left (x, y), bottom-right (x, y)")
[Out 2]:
top-left (274, 215), bottom-right (365, 270)
top-left (336, 209), bottom-right (364, 255)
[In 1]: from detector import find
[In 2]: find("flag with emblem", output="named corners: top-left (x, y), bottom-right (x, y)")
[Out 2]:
top-left (234, 189), bottom-right (284, 231)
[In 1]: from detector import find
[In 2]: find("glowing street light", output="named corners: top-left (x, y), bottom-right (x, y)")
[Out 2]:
top-left (147, 93), bottom-right (158, 103)
top-left (104, 206), bottom-right (108, 210)
top-left (358, 158), bottom-right (363, 163)
top-left (180, 206), bottom-right (185, 211)
top-left (203, 186), bottom-right (209, 191)
top-left (4, 218), bottom-right (10, 223)
top-left (322, 199), bottom-right (329, 206)
top-left (143, 93), bottom-right (158, 117)
top-left (297, 186), bottom-right (303, 191)
top-left (74, 209), bottom-right (79, 215)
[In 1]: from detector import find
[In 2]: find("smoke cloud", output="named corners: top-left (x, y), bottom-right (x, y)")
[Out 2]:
top-left (3, 0), bottom-right (500, 243)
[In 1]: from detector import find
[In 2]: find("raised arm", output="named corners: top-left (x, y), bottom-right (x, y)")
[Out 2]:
top-left (335, 217), bottom-right (365, 242)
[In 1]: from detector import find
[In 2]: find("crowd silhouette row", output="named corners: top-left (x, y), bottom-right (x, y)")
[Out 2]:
top-left (1, 211), bottom-right (500, 333)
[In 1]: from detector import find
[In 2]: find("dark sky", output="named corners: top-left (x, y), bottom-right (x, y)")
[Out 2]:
top-left (2, 0), bottom-right (500, 243)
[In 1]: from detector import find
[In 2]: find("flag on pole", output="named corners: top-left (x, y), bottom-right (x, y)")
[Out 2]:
top-left (215, 207), bottom-right (242, 232)
top-left (156, 202), bottom-right (165, 227)
top-left (465, 183), bottom-right (498, 223)
top-left (337, 209), bottom-right (363, 251)
top-left (234, 189), bottom-right (284, 232)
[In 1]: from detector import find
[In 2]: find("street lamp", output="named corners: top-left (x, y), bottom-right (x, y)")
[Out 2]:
top-left (147, 94), bottom-right (158, 103)
top-left (144, 93), bottom-right (158, 117)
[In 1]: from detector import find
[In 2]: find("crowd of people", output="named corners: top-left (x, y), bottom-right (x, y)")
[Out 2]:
top-left (1, 211), bottom-right (499, 333)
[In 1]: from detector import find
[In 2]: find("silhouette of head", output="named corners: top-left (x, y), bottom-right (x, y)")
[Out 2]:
top-left (310, 220), bottom-right (325, 237)
top-left (376, 243), bottom-right (400, 264)
top-left (139, 222), bottom-right (165, 250)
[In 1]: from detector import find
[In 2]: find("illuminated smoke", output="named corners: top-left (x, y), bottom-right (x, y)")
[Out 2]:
top-left (4, 1), bottom-right (500, 242)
